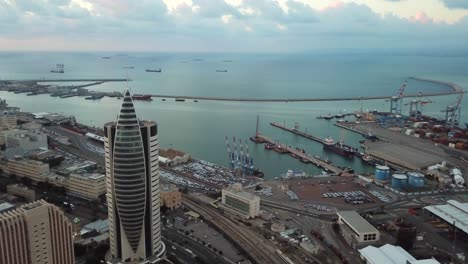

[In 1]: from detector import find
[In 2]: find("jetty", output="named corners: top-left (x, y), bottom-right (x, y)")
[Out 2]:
top-left (255, 134), bottom-right (344, 174)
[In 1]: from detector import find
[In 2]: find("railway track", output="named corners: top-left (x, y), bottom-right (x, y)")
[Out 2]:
top-left (183, 197), bottom-right (288, 264)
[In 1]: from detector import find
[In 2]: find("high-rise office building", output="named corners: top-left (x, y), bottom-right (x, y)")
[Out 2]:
top-left (104, 90), bottom-right (165, 263)
top-left (0, 200), bottom-right (74, 264)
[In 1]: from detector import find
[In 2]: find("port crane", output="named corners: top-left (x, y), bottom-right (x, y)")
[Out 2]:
top-left (441, 91), bottom-right (464, 128)
top-left (404, 92), bottom-right (432, 119)
top-left (390, 80), bottom-right (407, 115)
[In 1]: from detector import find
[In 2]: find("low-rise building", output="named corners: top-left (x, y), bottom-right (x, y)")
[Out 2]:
top-left (0, 158), bottom-right (50, 182)
top-left (159, 148), bottom-right (190, 166)
top-left (160, 184), bottom-right (182, 209)
top-left (5, 129), bottom-right (48, 152)
top-left (358, 244), bottom-right (440, 264)
top-left (424, 200), bottom-right (468, 237)
top-left (7, 184), bottom-right (36, 201)
top-left (66, 173), bottom-right (106, 200)
top-left (0, 110), bottom-right (17, 129)
top-left (221, 183), bottom-right (260, 219)
top-left (336, 211), bottom-right (380, 246)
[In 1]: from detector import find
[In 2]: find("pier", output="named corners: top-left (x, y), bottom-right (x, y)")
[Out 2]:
top-left (254, 134), bottom-right (344, 174)
top-left (270, 122), bottom-right (324, 144)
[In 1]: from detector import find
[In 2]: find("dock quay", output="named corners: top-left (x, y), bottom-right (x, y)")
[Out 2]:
top-left (255, 134), bottom-right (345, 174)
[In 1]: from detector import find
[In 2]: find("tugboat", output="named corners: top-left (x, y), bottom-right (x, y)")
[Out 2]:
top-left (322, 137), bottom-right (355, 158)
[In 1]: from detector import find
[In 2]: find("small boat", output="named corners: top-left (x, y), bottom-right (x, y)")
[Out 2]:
top-left (175, 98), bottom-right (185, 102)
top-left (289, 153), bottom-right (299, 159)
top-left (162, 99), bottom-right (166, 101)
top-left (216, 69), bottom-right (228, 72)
top-left (146, 68), bottom-right (161, 72)
top-left (295, 147), bottom-right (306, 153)
top-left (194, 100), bottom-right (198, 102)
top-left (101, 57), bottom-right (111, 59)
top-left (465, 123), bottom-right (468, 129)
top-left (334, 113), bottom-right (344, 118)
top-left (264, 143), bottom-right (275, 150)
top-left (123, 66), bottom-right (134, 69)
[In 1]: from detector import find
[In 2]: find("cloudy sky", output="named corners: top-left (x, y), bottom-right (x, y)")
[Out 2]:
top-left (1, 0), bottom-right (468, 52)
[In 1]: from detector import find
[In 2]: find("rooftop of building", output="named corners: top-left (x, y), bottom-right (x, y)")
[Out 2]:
top-left (424, 199), bottom-right (468, 235)
top-left (21, 199), bottom-right (47, 211)
top-left (337, 211), bottom-right (379, 234)
top-left (161, 184), bottom-right (178, 192)
top-left (81, 219), bottom-right (109, 234)
top-left (69, 172), bottom-right (105, 180)
top-left (224, 183), bottom-right (259, 201)
top-left (0, 201), bottom-right (15, 213)
top-left (358, 244), bottom-right (440, 264)
top-left (160, 148), bottom-right (187, 159)
top-left (9, 158), bottom-right (47, 166)
top-left (7, 183), bottom-right (33, 191)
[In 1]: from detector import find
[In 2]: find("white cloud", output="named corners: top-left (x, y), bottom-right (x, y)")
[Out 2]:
top-left (225, 0), bottom-right (243, 7)
top-left (276, 23), bottom-right (287, 31)
top-left (221, 14), bottom-right (233, 23)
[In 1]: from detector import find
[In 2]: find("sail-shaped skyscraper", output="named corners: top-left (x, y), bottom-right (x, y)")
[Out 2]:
top-left (104, 90), bottom-right (165, 263)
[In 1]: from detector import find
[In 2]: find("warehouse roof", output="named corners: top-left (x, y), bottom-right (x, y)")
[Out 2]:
top-left (424, 200), bottom-right (468, 235)
top-left (337, 211), bottom-right (378, 234)
top-left (359, 244), bottom-right (440, 264)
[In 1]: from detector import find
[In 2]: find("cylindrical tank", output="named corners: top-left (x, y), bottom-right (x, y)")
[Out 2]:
top-left (391, 174), bottom-right (408, 189)
top-left (408, 172), bottom-right (425, 187)
top-left (375, 165), bottom-right (390, 183)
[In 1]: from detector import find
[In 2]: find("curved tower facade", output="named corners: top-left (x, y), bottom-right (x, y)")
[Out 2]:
top-left (105, 90), bottom-right (164, 263)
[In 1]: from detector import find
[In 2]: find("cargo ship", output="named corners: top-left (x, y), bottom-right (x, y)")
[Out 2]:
top-left (132, 94), bottom-right (152, 101)
top-left (322, 137), bottom-right (355, 158)
top-left (51, 64), bottom-right (64, 73)
top-left (146, 68), bottom-right (161, 72)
